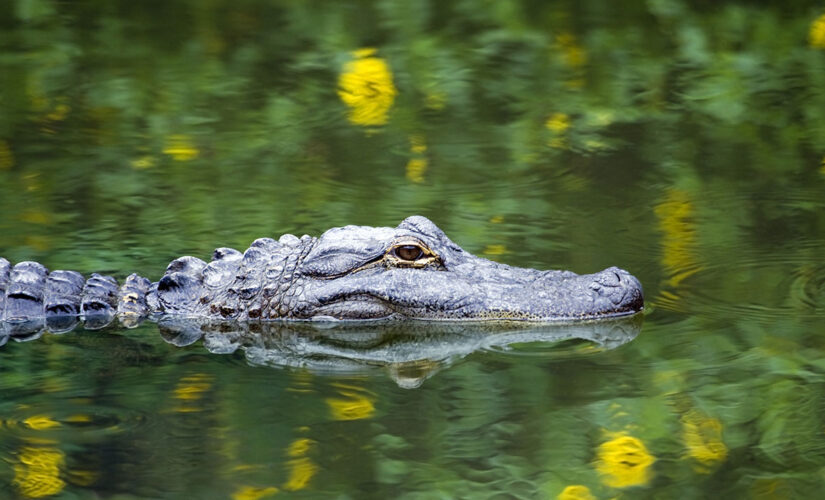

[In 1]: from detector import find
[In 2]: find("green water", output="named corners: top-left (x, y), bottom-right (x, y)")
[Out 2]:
top-left (2, 0), bottom-right (825, 498)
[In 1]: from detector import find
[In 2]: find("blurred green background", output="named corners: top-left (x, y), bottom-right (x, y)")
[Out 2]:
top-left (2, 0), bottom-right (825, 498)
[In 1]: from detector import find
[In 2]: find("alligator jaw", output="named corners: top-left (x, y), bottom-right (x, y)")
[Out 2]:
top-left (299, 262), bottom-right (643, 322)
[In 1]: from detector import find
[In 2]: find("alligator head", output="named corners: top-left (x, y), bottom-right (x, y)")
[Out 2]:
top-left (288, 216), bottom-right (643, 321)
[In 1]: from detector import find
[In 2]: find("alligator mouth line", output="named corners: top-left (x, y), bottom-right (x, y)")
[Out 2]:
top-left (313, 293), bottom-right (644, 323)
top-left (443, 308), bottom-right (644, 323)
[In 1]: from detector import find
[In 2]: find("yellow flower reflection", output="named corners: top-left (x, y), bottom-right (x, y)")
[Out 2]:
top-left (283, 438), bottom-right (317, 491)
top-left (405, 158), bottom-right (427, 183)
top-left (171, 373), bottom-right (213, 413)
top-left (594, 433), bottom-right (655, 488)
top-left (232, 486), bottom-right (279, 500)
top-left (655, 188), bottom-right (701, 288)
top-left (556, 33), bottom-right (588, 67)
top-left (546, 112), bottom-right (570, 149)
top-left (45, 103), bottom-right (70, 122)
top-left (174, 374), bottom-right (212, 401)
top-left (338, 48), bottom-right (397, 126)
top-left (283, 457), bottom-right (317, 491)
top-left (483, 244), bottom-right (508, 256)
top-left (23, 416), bottom-right (61, 431)
top-left (810, 13), bottom-right (825, 49)
top-left (163, 134), bottom-right (199, 161)
top-left (405, 134), bottom-right (428, 183)
top-left (13, 446), bottom-right (66, 498)
top-left (326, 383), bottom-right (376, 421)
top-left (558, 484), bottom-right (596, 500)
top-left (131, 155), bottom-right (157, 170)
top-left (425, 91), bottom-right (447, 110)
top-left (682, 410), bottom-right (727, 467)
top-left (546, 113), bottom-right (570, 133)
top-left (287, 438), bottom-right (315, 458)
top-left (409, 134), bottom-right (427, 154)
top-left (326, 392), bottom-right (375, 420)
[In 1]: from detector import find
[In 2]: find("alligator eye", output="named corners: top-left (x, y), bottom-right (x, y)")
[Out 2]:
top-left (394, 245), bottom-right (424, 261)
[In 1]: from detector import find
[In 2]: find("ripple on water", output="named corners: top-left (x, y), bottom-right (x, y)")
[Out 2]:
top-left (0, 398), bottom-right (153, 493)
top-left (0, 403), bottom-right (150, 439)
top-left (646, 181), bottom-right (825, 323)
top-left (653, 245), bottom-right (825, 322)
top-left (480, 316), bottom-right (642, 358)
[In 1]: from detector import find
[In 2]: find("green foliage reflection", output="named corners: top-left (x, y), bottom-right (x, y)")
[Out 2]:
top-left (1, 0), bottom-right (825, 498)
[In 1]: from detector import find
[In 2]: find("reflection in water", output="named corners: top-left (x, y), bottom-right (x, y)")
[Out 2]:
top-left (0, 315), bottom-right (643, 498)
top-left (0, 0), bottom-right (823, 496)
top-left (405, 134), bottom-right (428, 184)
top-left (337, 48), bottom-right (397, 127)
top-left (1, 314), bottom-right (643, 389)
top-left (13, 445), bottom-right (66, 498)
top-left (170, 373), bottom-right (213, 413)
top-left (557, 485), bottom-right (595, 500)
top-left (1, 316), bottom-right (641, 496)
top-left (231, 486), bottom-right (279, 500)
top-left (155, 315), bottom-right (643, 387)
top-left (811, 13), bottom-right (825, 48)
top-left (681, 409), bottom-right (727, 468)
top-left (22, 416), bottom-right (61, 431)
top-left (648, 239), bottom-right (825, 321)
top-left (546, 112), bottom-right (571, 150)
top-left (162, 135), bottom-right (200, 162)
top-left (654, 188), bottom-right (702, 292)
top-left (594, 433), bottom-right (655, 488)
top-left (283, 437), bottom-right (318, 492)
top-left (3, 310), bottom-right (825, 496)
top-left (326, 383), bottom-right (376, 420)
top-left (6, 409), bottom-right (103, 498)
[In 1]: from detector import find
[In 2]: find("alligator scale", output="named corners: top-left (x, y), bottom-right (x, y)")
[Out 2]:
top-left (0, 216), bottom-right (643, 330)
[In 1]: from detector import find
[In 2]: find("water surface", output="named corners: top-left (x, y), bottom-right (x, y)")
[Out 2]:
top-left (2, 1), bottom-right (825, 498)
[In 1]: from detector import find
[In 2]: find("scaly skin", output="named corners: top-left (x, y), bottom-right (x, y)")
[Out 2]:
top-left (1, 216), bottom-right (644, 336)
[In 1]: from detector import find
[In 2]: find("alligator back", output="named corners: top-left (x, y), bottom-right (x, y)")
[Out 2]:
top-left (0, 257), bottom-right (153, 334)
top-left (0, 233), bottom-right (316, 336)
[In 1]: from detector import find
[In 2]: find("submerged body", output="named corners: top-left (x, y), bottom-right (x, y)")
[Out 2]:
top-left (0, 216), bottom-right (643, 330)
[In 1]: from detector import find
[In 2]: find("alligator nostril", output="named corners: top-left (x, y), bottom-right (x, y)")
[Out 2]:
top-left (596, 269), bottom-right (621, 287)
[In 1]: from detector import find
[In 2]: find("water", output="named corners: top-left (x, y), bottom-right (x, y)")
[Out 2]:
top-left (2, 0), bottom-right (825, 498)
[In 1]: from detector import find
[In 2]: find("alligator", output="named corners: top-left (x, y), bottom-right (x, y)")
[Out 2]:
top-left (0, 216), bottom-right (643, 337)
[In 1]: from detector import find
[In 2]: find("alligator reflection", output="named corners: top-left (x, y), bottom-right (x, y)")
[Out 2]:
top-left (1, 314), bottom-right (642, 388)
top-left (158, 316), bottom-right (643, 388)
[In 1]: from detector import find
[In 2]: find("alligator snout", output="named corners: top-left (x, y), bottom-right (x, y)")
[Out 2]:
top-left (589, 267), bottom-right (644, 313)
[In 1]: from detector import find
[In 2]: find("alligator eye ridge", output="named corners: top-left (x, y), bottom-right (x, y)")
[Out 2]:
top-left (394, 245), bottom-right (424, 261)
